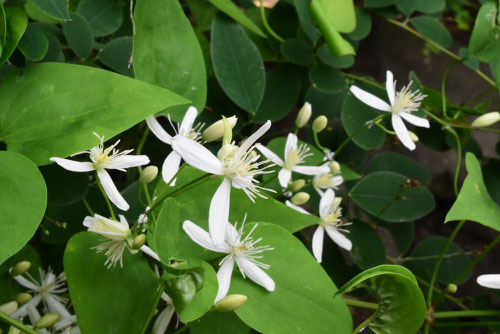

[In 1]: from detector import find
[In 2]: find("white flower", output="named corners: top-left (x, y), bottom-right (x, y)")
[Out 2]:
top-left (146, 107), bottom-right (204, 186)
top-left (256, 133), bottom-right (329, 188)
top-left (312, 173), bottom-right (343, 195)
top-left (350, 70), bottom-right (429, 151)
top-left (171, 121), bottom-right (274, 245)
top-left (50, 133), bottom-right (149, 211)
top-left (477, 274), bottom-right (500, 289)
top-left (183, 219), bottom-right (275, 302)
top-left (286, 188), bottom-right (352, 263)
top-left (152, 293), bottom-right (175, 334)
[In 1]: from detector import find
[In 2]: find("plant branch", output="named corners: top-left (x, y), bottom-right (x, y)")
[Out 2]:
top-left (343, 297), bottom-right (378, 310)
top-left (434, 309), bottom-right (500, 319)
top-left (0, 311), bottom-right (39, 334)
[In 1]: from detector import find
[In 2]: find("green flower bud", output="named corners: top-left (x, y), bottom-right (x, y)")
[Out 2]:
top-left (132, 234), bottom-right (147, 250)
top-left (202, 116), bottom-right (238, 142)
top-left (215, 294), bottom-right (248, 312)
top-left (139, 166), bottom-right (158, 184)
top-left (10, 261), bottom-right (31, 277)
top-left (0, 301), bottom-right (18, 315)
top-left (329, 161), bottom-right (341, 174)
top-left (312, 115), bottom-right (328, 133)
top-left (35, 313), bottom-right (60, 329)
top-left (291, 192), bottom-right (310, 205)
top-left (471, 111), bottom-right (500, 128)
top-left (8, 327), bottom-right (21, 334)
top-left (445, 284), bottom-right (457, 294)
top-left (408, 131), bottom-right (419, 142)
top-left (295, 102), bottom-right (312, 128)
top-left (14, 293), bottom-right (32, 305)
top-left (289, 179), bottom-right (306, 192)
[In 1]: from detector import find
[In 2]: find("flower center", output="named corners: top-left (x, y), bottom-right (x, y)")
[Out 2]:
top-left (284, 144), bottom-right (312, 170)
top-left (390, 85), bottom-right (425, 115)
top-left (321, 211), bottom-right (341, 227)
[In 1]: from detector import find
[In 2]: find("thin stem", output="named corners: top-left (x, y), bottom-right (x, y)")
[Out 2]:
top-left (140, 287), bottom-right (164, 334)
top-left (461, 86), bottom-right (495, 107)
top-left (414, 276), bottom-right (468, 310)
top-left (82, 197), bottom-right (94, 215)
top-left (399, 250), bottom-right (475, 262)
top-left (441, 61), bottom-right (461, 119)
top-left (342, 73), bottom-right (385, 90)
top-left (445, 127), bottom-right (462, 196)
top-left (96, 172), bottom-right (116, 220)
top-left (136, 127), bottom-right (150, 156)
top-left (0, 311), bottom-right (39, 334)
top-left (343, 297), bottom-right (378, 310)
top-left (258, 0), bottom-right (284, 42)
top-left (313, 132), bottom-right (326, 151)
top-left (433, 321), bottom-right (500, 327)
top-left (434, 310), bottom-right (500, 319)
top-left (353, 313), bottom-right (377, 334)
top-left (423, 109), bottom-right (500, 133)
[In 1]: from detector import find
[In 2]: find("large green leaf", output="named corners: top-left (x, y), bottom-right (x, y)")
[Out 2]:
top-left (211, 13), bottom-right (265, 114)
top-left (133, 0), bottom-right (207, 117)
top-left (350, 171), bottom-right (435, 222)
top-left (230, 223), bottom-right (352, 333)
top-left (445, 153), bottom-right (500, 231)
top-left (77, 0), bottom-right (123, 37)
top-left (0, 151), bottom-right (46, 266)
top-left (64, 232), bottom-right (160, 334)
top-left (190, 312), bottom-right (250, 334)
top-left (0, 62), bottom-right (189, 165)
top-left (335, 265), bottom-right (426, 334)
top-left (207, 0), bottom-right (265, 37)
top-left (0, 7), bottom-right (28, 66)
top-left (314, 0), bottom-right (355, 33)
top-left (26, 0), bottom-right (70, 21)
top-left (468, 1), bottom-right (500, 63)
top-left (365, 152), bottom-right (431, 182)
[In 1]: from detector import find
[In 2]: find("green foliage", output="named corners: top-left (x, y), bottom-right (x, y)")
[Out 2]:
top-left (26, 0), bottom-right (70, 21)
top-left (76, 0), bottom-right (123, 37)
top-left (62, 12), bottom-right (93, 59)
top-left (207, 0), bottom-right (266, 37)
top-left (468, 1), bottom-right (500, 63)
top-left (411, 16), bottom-right (452, 48)
top-left (365, 152), bottom-right (431, 182)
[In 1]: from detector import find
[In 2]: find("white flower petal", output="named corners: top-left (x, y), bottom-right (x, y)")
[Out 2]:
top-left (325, 226), bottom-right (352, 251)
top-left (171, 135), bottom-right (224, 175)
top-left (350, 86), bottom-right (391, 112)
top-left (477, 274), bottom-right (500, 289)
top-left (12, 274), bottom-right (39, 290)
top-left (10, 295), bottom-right (42, 319)
top-left (312, 226), bottom-right (325, 263)
top-left (146, 116), bottom-right (172, 145)
top-left (140, 245), bottom-right (160, 261)
top-left (234, 121), bottom-right (271, 160)
top-left (179, 106), bottom-right (198, 133)
top-left (215, 257), bottom-right (235, 302)
top-left (292, 165), bottom-right (330, 175)
top-left (97, 169), bottom-right (130, 211)
top-left (50, 158), bottom-right (95, 172)
top-left (319, 188), bottom-right (335, 219)
top-left (44, 294), bottom-right (72, 318)
top-left (161, 151), bottom-right (182, 185)
top-left (54, 315), bottom-right (77, 330)
top-left (285, 200), bottom-right (310, 215)
top-left (152, 304), bottom-right (175, 334)
top-left (255, 144), bottom-right (284, 166)
top-left (236, 257), bottom-right (275, 292)
top-left (399, 112), bottom-right (430, 128)
top-left (284, 133), bottom-right (297, 161)
top-left (386, 70), bottom-right (396, 105)
top-left (182, 220), bottom-right (224, 253)
top-left (391, 114), bottom-right (416, 151)
top-left (209, 177), bottom-right (231, 245)
top-left (108, 155), bottom-right (150, 170)
top-left (278, 168), bottom-right (292, 188)
top-left (27, 305), bottom-right (41, 325)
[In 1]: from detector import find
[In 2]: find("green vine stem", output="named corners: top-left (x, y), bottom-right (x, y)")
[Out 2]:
top-left (343, 297), bottom-right (378, 310)
top-left (313, 132), bottom-right (326, 151)
top-left (445, 127), bottom-right (462, 196)
top-left (353, 312), bottom-right (377, 334)
top-left (140, 287), bottom-right (164, 334)
top-left (0, 310), bottom-right (39, 334)
top-left (259, 0), bottom-right (284, 43)
top-left (441, 61), bottom-right (461, 119)
top-left (433, 321), bottom-right (500, 328)
top-left (433, 310), bottom-right (500, 319)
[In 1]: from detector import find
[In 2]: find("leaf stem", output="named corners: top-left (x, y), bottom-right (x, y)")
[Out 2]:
top-left (140, 287), bottom-right (164, 334)
top-left (423, 108), bottom-right (500, 133)
top-left (0, 311), bottom-right (39, 334)
top-left (441, 61), bottom-right (461, 119)
top-left (258, 0), bottom-right (284, 42)
top-left (445, 127), bottom-right (462, 196)
top-left (82, 197), bottom-right (94, 215)
top-left (433, 321), bottom-right (500, 327)
top-left (313, 132), bottom-right (326, 151)
top-left (343, 297), bottom-right (378, 310)
top-left (434, 310), bottom-right (500, 319)
top-left (341, 73), bottom-right (385, 90)
top-left (353, 312), bottom-right (377, 334)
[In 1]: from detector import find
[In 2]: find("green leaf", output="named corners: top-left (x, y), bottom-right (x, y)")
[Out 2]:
top-left (207, 0), bottom-right (266, 37)
top-left (347, 8), bottom-right (371, 40)
top-left (314, 0), bottom-right (356, 33)
top-left (309, 64), bottom-right (348, 93)
top-left (0, 3), bottom-right (6, 51)
top-left (230, 223), bottom-right (353, 333)
top-left (364, 0), bottom-right (396, 8)
top-left (40, 164), bottom-right (89, 206)
top-left (0, 151), bottom-right (47, 265)
top-left (211, 13), bottom-right (265, 114)
top-left (340, 163), bottom-right (361, 181)
top-left (411, 16), bottom-right (452, 48)
top-left (98, 36), bottom-right (133, 76)
top-left (280, 38), bottom-right (314, 66)
top-left (387, 221), bottom-right (414, 255)
top-left (445, 153), bottom-right (500, 231)
top-left (64, 232), bottom-right (160, 334)
top-left (26, 0), bottom-right (70, 21)
top-left (415, 0), bottom-right (445, 14)
top-left (350, 171), bottom-right (435, 222)
top-left (17, 23), bottom-right (49, 61)
top-left (293, 0), bottom-right (320, 41)
top-left (468, 1), bottom-right (500, 63)
top-left (396, 0), bottom-right (419, 17)
top-left (318, 45), bottom-right (355, 68)
top-left (0, 7), bottom-right (28, 66)
top-left (40, 31), bottom-right (64, 62)
top-left (336, 264), bottom-right (426, 334)
top-left (62, 11), bottom-right (94, 59)
top-left (365, 152), bottom-right (431, 182)
top-left (77, 0), bottom-right (123, 37)
top-left (304, 86), bottom-right (347, 119)
top-left (133, 0), bottom-right (207, 117)
top-left (190, 312), bottom-right (250, 334)
top-left (348, 221), bottom-right (386, 270)
top-left (0, 62), bottom-right (189, 165)
top-left (24, 2), bottom-right (60, 24)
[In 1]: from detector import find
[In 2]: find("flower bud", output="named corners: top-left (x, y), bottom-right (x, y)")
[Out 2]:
top-left (312, 115), bottom-right (328, 133)
top-left (132, 234), bottom-right (147, 250)
top-left (295, 102), bottom-right (311, 128)
top-left (471, 111), bottom-right (500, 128)
top-left (215, 294), bottom-right (248, 312)
top-left (139, 166), bottom-right (158, 184)
top-left (329, 161), bottom-right (341, 174)
top-left (10, 261), bottom-right (31, 277)
top-left (445, 283), bottom-right (457, 294)
top-left (8, 327), bottom-right (21, 334)
top-left (0, 301), bottom-right (18, 315)
top-left (35, 313), bottom-right (60, 329)
top-left (14, 293), bottom-right (32, 305)
top-left (203, 116), bottom-right (238, 142)
top-left (291, 192), bottom-right (310, 205)
top-left (289, 179), bottom-right (306, 192)
top-left (333, 197), bottom-right (342, 207)
top-left (408, 131), bottom-right (419, 142)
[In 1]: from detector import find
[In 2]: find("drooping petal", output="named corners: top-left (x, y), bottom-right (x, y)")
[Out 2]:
top-left (234, 121), bottom-right (271, 160)
top-left (292, 165), bottom-right (330, 175)
top-left (285, 200), bottom-right (310, 215)
top-left (325, 226), bottom-right (352, 251)
top-left (182, 220), bottom-right (225, 253)
top-left (477, 274), bottom-right (500, 289)
top-left (97, 169), bottom-right (130, 211)
top-left (12, 274), bottom-right (39, 290)
top-left (44, 293), bottom-right (72, 318)
top-left (50, 158), bottom-right (95, 172)
top-left (161, 151), bottom-right (182, 185)
top-left (54, 315), bottom-right (78, 331)
top-left (10, 294), bottom-right (42, 319)
top-left (171, 135), bottom-right (224, 175)
top-left (391, 114), bottom-right (416, 151)
top-left (146, 116), bottom-right (172, 145)
top-left (284, 133), bottom-right (297, 161)
top-left (108, 155), bottom-right (150, 170)
top-left (209, 177), bottom-right (232, 245)
top-left (319, 188), bottom-right (335, 219)
top-left (255, 144), bottom-right (284, 166)
top-left (140, 245), bottom-right (160, 261)
top-left (179, 106), bottom-right (198, 134)
top-left (278, 168), bottom-right (292, 188)
top-left (399, 112), bottom-right (430, 128)
top-left (236, 257), bottom-right (275, 292)
top-left (350, 86), bottom-right (391, 112)
top-left (152, 304), bottom-right (175, 334)
top-left (215, 257), bottom-right (235, 302)
top-left (386, 70), bottom-right (396, 105)
top-left (312, 226), bottom-right (325, 263)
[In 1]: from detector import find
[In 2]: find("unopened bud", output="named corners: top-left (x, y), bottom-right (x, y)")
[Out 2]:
top-left (10, 261), bottom-right (31, 277)
top-left (140, 166), bottom-right (158, 184)
top-left (14, 293), bottom-right (32, 305)
top-left (329, 161), bottom-right (341, 174)
top-left (289, 179), bottom-right (306, 192)
top-left (35, 313), bottom-right (60, 329)
top-left (333, 197), bottom-right (342, 207)
top-left (471, 111), bottom-right (500, 128)
top-left (445, 284), bottom-right (457, 294)
top-left (295, 102), bottom-right (312, 128)
top-left (291, 192), bottom-right (310, 205)
top-left (408, 131), bottom-right (419, 142)
top-left (0, 301), bottom-right (18, 315)
top-left (132, 234), bottom-right (147, 250)
top-left (8, 327), bottom-right (21, 334)
top-left (215, 294), bottom-right (248, 312)
top-left (203, 116), bottom-right (238, 142)
top-left (312, 115), bottom-right (328, 133)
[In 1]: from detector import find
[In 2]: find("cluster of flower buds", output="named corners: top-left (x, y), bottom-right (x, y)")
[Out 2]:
top-left (295, 102), bottom-right (329, 134)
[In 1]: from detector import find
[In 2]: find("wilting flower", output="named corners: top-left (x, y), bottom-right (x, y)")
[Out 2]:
top-left (477, 274), bottom-right (500, 289)
top-left (171, 121), bottom-right (274, 245)
top-left (152, 292), bottom-right (175, 334)
top-left (183, 219), bottom-right (275, 302)
top-left (256, 133), bottom-right (329, 188)
top-left (287, 188), bottom-right (352, 263)
top-left (350, 70), bottom-right (429, 151)
top-left (50, 133), bottom-right (149, 211)
top-left (146, 107), bottom-right (205, 186)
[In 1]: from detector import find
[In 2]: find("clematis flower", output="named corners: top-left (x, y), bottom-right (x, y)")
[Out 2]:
top-left (183, 219), bottom-right (275, 302)
top-left (477, 274), bottom-right (500, 289)
top-left (312, 173), bottom-right (343, 195)
top-left (286, 188), bottom-right (351, 263)
top-left (349, 70), bottom-right (429, 151)
top-left (146, 107), bottom-right (205, 186)
top-left (256, 133), bottom-right (329, 188)
top-left (171, 121), bottom-right (274, 245)
top-left (50, 133), bottom-right (149, 211)
top-left (152, 292), bottom-right (175, 334)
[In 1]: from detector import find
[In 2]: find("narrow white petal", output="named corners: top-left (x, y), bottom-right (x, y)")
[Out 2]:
top-left (386, 70), bottom-right (396, 105)
top-left (293, 165), bottom-right (330, 175)
top-left (215, 258), bottom-right (235, 302)
top-left (50, 157), bottom-right (95, 172)
top-left (171, 135), bottom-right (224, 175)
top-left (12, 275), bottom-right (39, 290)
top-left (54, 315), bottom-right (77, 330)
top-left (236, 257), bottom-right (275, 292)
top-left (182, 220), bottom-right (224, 253)
top-left (234, 121), bottom-right (271, 160)
top-left (477, 274), bottom-right (500, 289)
top-left (255, 144), bottom-right (284, 166)
top-left (97, 169), bottom-right (130, 211)
top-left (278, 168), bottom-right (292, 188)
top-left (152, 304), bottom-right (175, 334)
top-left (179, 106), bottom-right (198, 133)
top-left (108, 155), bottom-right (150, 170)
top-left (146, 116), bottom-right (172, 145)
top-left (399, 112), bottom-right (430, 128)
top-left (284, 133), bottom-right (297, 161)
top-left (312, 226), bottom-right (325, 263)
top-left (319, 188), bottom-right (335, 219)
top-left (391, 114), bottom-right (416, 151)
top-left (27, 305), bottom-right (41, 325)
top-left (325, 226), bottom-right (352, 251)
top-left (44, 294), bottom-right (72, 318)
top-left (285, 200), bottom-right (310, 215)
top-left (10, 295), bottom-right (42, 319)
top-left (350, 86), bottom-right (391, 111)
top-left (209, 178), bottom-right (231, 245)
top-left (161, 151), bottom-right (182, 185)
top-left (140, 245), bottom-right (160, 261)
